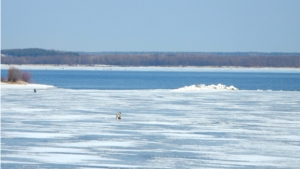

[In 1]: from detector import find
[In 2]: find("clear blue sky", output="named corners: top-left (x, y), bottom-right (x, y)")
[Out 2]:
top-left (1, 0), bottom-right (300, 52)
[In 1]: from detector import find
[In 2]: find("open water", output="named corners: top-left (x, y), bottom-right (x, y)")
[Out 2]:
top-left (1, 69), bottom-right (300, 90)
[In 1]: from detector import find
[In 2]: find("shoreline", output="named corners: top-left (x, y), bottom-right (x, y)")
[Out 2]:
top-left (1, 64), bottom-right (300, 72)
top-left (1, 81), bottom-right (55, 89)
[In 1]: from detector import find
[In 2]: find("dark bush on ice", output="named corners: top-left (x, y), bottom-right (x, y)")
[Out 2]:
top-left (7, 66), bottom-right (32, 82)
top-left (21, 71), bottom-right (32, 82)
top-left (8, 66), bottom-right (21, 82)
top-left (1, 76), bottom-right (6, 82)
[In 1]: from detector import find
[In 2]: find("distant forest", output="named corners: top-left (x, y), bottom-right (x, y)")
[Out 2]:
top-left (1, 48), bottom-right (300, 67)
top-left (1, 48), bottom-right (79, 57)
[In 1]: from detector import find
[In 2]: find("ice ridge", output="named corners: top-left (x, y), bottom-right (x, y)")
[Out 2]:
top-left (176, 84), bottom-right (238, 91)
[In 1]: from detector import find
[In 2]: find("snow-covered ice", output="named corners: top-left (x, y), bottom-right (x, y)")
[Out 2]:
top-left (1, 82), bottom-right (55, 89)
top-left (176, 84), bottom-right (238, 91)
top-left (1, 87), bottom-right (300, 168)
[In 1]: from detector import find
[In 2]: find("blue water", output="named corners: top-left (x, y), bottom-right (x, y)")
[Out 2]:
top-left (1, 69), bottom-right (300, 91)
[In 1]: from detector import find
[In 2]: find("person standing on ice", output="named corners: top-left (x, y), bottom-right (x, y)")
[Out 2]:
top-left (116, 112), bottom-right (121, 120)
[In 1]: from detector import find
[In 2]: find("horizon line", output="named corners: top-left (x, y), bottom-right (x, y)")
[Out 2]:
top-left (1, 48), bottom-right (300, 54)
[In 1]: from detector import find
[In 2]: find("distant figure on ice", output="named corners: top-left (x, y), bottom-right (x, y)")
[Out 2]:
top-left (34, 89), bottom-right (36, 93)
top-left (116, 112), bottom-right (121, 120)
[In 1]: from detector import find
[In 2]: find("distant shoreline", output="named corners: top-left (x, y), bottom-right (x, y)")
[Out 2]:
top-left (1, 64), bottom-right (300, 72)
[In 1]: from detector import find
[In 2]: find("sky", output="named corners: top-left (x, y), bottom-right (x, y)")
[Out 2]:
top-left (1, 0), bottom-right (300, 52)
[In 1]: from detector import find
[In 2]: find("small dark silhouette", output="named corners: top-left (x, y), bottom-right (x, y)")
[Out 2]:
top-left (116, 112), bottom-right (121, 120)
top-left (34, 89), bottom-right (36, 93)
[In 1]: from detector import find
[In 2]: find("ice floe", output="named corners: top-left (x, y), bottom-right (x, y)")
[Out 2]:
top-left (176, 83), bottom-right (238, 91)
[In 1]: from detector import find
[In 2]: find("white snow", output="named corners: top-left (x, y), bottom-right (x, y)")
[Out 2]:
top-left (175, 83), bottom-right (238, 91)
top-left (3, 131), bottom-right (73, 139)
top-left (1, 82), bottom-right (55, 89)
top-left (1, 88), bottom-right (300, 168)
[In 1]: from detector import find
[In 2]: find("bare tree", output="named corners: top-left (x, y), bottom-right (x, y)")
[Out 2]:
top-left (21, 72), bottom-right (32, 82)
top-left (8, 66), bottom-right (22, 82)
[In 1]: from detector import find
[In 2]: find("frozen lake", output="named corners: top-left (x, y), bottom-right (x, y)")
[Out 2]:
top-left (1, 87), bottom-right (300, 168)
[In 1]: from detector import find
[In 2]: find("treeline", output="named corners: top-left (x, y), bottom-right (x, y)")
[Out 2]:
top-left (80, 51), bottom-right (300, 57)
top-left (2, 52), bottom-right (300, 67)
top-left (1, 48), bottom-right (79, 57)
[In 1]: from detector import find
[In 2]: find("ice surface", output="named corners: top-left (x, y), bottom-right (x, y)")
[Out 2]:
top-left (1, 88), bottom-right (300, 168)
top-left (1, 82), bottom-right (55, 89)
